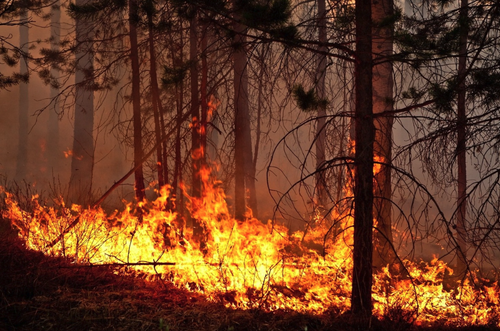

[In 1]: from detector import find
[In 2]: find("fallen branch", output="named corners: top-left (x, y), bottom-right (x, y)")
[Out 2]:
top-left (59, 261), bottom-right (177, 268)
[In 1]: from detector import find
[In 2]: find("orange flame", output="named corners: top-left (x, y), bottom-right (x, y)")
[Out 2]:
top-left (2, 167), bottom-right (499, 326)
top-left (64, 148), bottom-right (84, 160)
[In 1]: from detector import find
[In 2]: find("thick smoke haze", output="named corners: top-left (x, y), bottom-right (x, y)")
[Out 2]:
top-left (0, 18), bottom-right (312, 221)
top-left (0, 0), bottom-right (495, 271)
top-left (0, 20), bottom-right (133, 208)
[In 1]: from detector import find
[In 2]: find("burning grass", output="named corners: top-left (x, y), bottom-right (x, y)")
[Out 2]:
top-left (1, 170), bottom-right (500, 329)
top-left (1, 235), bottom-right (499, 331)
top-left (0, 232), bottom-right (341, 331)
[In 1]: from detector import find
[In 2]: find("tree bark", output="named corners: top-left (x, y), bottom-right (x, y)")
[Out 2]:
top-left (129, 0), bottom-right (146, 202)
top-left (170, 25), bottom-right (184, 217)
top-left (147, 6), bottom-right (165, 189)
top-left (190, 13), bottom-right (201, 199)
top-left (352, 0), bottom-right (374, 317)
top-left (315, 0), bottom-right (328, 210)
top-left (48, 0), bottom-right (60, 175)
top-left (372, 0), bottom-right (396, 269)
top-left (200, 20), bottom-right (208, 169)
top-left (455, 0), bottom-right (468, 280)
top-left (16, 11), bottom-right (29, 182)
top-left (233, 6), bottom-right (255, 221)
top-left (69, 0), bottom-right (94, 205)
top-left (251, 45), bottom-right (268, 220)
top-left (190, 13), bottom-right (205, 243)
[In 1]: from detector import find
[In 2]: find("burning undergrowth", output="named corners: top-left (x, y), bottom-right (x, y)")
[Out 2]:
top-left (1, 168), bottom-right (500, 329)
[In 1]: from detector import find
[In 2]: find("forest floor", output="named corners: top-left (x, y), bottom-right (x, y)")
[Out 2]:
top-left (0, 224), bottom-right (499, 331)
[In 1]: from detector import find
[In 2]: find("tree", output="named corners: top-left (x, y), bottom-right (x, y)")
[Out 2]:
top-left (314, 0), bottom-right (328, 212)
top-left (68, 0), bottom-right (95, 204)
top-left (372, 0), bottom-right (397, 269)
top-left (166, 19), bottom-right (187, 216)
top-left (189, 9), bottom-right (207, 241)
top-left (146, 0), bottom-right (165, 189)
top-left (403, 0), bottom-right (500, 279)
top-left (15, 8), bottom-right (29, 182)
top-left (47, 0), bottom-right (61, 174)
top-left (454, 0), bottom-right (468, 281)
top-left (232, 1), bottom-right (254, 221)
top-left (351, 0), bottom-right (374, 317)
top-left (129, 0), bottom-right (146, 202)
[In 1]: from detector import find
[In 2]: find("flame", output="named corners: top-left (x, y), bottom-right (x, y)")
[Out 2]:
top-left (373, 155), bottom-right (383, 175)
top-left (64, 148), bottom-right (84, 160)
top-left (2, 167), bottom-right (500, 326)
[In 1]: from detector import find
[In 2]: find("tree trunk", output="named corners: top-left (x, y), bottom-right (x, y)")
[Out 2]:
top-left (200, 21), bottom-right (208, 169)
top-left (147, 7), bottom-right (165, 189)
top-left (245, 130), bottom-right (257, 218)
top-left (315, 0), bottom-right (327, 211)
top-left (352, 0), bottom-right (374, 317)
top-left (16, 11), bottom-right (29, 182)
top-left (233, 8), bottom-right (254, 221)
top-left (372, 0), bottom-right (396, 269)
top-left (129, 0), bottom-right (146, 202)
top-left (69, 0), bottom-right (94, 205)
top-left (251, 45), bottom-right (268, 220)
top-left (455, 0), bottom-right (468, 281)
top-left (170, 26), bottom-right (184, 217)
top-left (190, 13), bottom-right (205, 243)
top-left (190, 14), bottom-right (201, 199)
top-left (48, 0), bottom-right (60, 176)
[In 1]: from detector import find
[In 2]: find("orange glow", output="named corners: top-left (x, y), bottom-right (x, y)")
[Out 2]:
top-left (40, 138), bottom-right (47, 153)
top-left (64, 148), bottom-right (83, 160)
top-left (373, 155), bottom-right (383, 175)
top-left (2, 168), bottom-right (499, 326)
top-left (207, 96), bottom-right (219, 122)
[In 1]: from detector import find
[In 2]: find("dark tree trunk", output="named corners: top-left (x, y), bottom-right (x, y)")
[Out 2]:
top-left (200, 19), bottom-right (208, 171)
top-left (147, 7), bottom-right (165, 189)
top-left (190, 13), bottom-right (205, 242)
top-left (129, 0), bottom-right (146, 202)
top-left (245, 131), bottom-right (257, 218)
top-left (251, 45), bottom-right (268, 220)
top-left (173, 73), bottom-right (184, 217)
top-left (69, 0), bottom-right (94, 204)
top-left (170, 26), bottom-right (184, 217)
top-left (352, 0), bottom-right (374, 317)
top-left (455, 0), bottom-right (468, 280)
top-left (190, 14), bottom-right (201, 199)
top-left (233, 8), bottom-right (254, 222)
top-left (16, 11), bottom-right (29, 182)
top-left (48, 0), bottom-right (60, 175)
top-left (315, 0), bottom-right (327, 210)
top-left (372, 0), bottom-right (396, 269)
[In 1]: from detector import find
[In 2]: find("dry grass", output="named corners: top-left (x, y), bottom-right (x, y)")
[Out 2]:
top-left (1, 222), bottom-right (499, 331)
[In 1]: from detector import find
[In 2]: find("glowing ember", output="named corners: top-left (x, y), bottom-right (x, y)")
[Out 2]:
top-left (2, 170), bottom-right (499, 326)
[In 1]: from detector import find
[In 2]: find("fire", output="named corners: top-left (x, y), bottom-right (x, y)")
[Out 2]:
top-left (63, 148), bottom-right (73, 158)
top-left (63, 148), bottom-right (83, 160)
top-left (2, 169), bottom-right (500, 326)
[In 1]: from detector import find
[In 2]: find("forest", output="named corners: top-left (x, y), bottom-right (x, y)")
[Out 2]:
top-left (1, 0), bottom-right (500, 329)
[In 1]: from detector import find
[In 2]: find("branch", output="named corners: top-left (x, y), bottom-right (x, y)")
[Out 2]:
top-left (46, 110), bottom-right (192, 248)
